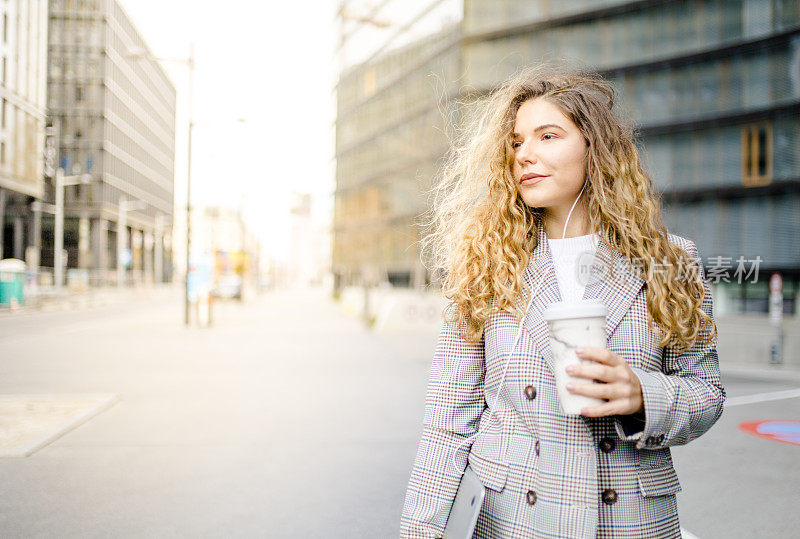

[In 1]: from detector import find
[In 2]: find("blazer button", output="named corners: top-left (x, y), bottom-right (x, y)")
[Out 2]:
top-left (602, 489), bottom-right (618, 505)
top-left (524, 385), bottom-right (537, 400)
top-left (526, 490), bottom-right (537, 505)
top-left (535, 440), bottom-right (540, 456)
top-left (599, 437), bottom-right (615, 453)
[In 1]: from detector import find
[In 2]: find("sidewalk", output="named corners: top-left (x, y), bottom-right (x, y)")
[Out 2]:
top-left (0, 284), bottom-right (178, 317)
top-left (338, 287), bottom-right (800, 370)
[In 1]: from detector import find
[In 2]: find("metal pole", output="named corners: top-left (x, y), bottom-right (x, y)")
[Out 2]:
top-left (12, 217), bottom-right (22, 260)
top-left (54, 168), bottom-right (64, 289)
top-left (117, 198), bottom-right (126, 288)
top-left (0, 187), bottom-right (5, 259)
top-left (154, 214), bottom-right (163, 284)
top-left (185, 44), bottom-right (195, 326)
top-left (32, 205), bottom-right (41, 255)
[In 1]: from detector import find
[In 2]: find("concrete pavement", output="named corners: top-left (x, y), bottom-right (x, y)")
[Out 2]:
top-left (0, 288), bottom-right (798, 537)
top-left (0, 288), bottom-right (434, 537)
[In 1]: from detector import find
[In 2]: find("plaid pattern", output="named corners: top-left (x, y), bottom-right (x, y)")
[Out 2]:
top-left (400, 224), bottom-right (725, 538)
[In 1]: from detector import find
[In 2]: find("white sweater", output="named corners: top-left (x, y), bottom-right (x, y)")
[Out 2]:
top-left (547, 233), bottom-right (599, 303)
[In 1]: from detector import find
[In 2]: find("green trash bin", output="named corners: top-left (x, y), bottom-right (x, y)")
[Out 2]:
top-left (0, 258), bottom-right (26, 306)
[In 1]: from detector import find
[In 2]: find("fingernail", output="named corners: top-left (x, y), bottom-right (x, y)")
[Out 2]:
top-left (565, 365), bottom-right (576, 374)
top-left (575, 347), bottom-right (584, 354)
top-left (566, 383), bottom-right (574, 391)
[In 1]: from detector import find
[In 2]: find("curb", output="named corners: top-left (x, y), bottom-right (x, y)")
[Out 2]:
top-left (0, 393), bottom-right (120, 457)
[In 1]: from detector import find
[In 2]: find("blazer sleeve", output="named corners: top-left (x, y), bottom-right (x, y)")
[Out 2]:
top-left (615, 240), bottom-right (726, 450)
top-left (400, 311), bottom-right (486, 538)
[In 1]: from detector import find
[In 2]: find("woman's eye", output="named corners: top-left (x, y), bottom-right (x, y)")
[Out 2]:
top-left (511, 141), bottom-right (522, 148)
top-left (542, 133), bottom-right (556, 140)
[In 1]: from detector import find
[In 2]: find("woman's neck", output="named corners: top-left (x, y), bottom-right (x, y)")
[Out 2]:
top-left (543, 208), bottom-right (593, 239)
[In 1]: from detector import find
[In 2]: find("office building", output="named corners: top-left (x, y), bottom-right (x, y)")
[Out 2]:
top-left (0, 0), bottom-right (49, 262)
top-left (334, 9), bottom-right (459, 289)
top-left (47, 0), bottom-right (176, 285)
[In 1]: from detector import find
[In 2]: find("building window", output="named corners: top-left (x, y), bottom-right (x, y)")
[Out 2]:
top-left (1, 99), bottom-right (5, 130)
top-left (0, 141), bottom-right (5, 166)
top-left (742, 123), bottom-right (772, 186)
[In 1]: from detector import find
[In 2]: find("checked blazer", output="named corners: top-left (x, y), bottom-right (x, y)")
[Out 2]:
top-left (400, 225), bottom-right (725, 538)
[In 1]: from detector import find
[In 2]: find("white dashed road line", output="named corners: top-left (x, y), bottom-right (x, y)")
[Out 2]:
top-left (725, 388), bottom-right (800, 407)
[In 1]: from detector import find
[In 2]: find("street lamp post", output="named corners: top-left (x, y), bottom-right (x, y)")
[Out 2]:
top-left (127, 44), bottom-right (195, 326)
top-left (185, 46), bottom-right (194, 325)
top-left (33, 169), bottom-right (91, 290)
top-left (54, 168), bottom-right (90, 290)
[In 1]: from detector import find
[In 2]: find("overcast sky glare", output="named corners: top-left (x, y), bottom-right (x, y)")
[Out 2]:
top-left (120, 0), bottom-right (339, 262)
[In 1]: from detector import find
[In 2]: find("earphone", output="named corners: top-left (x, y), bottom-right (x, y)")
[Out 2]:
top-left (562, 181), bottom-right (586, 238)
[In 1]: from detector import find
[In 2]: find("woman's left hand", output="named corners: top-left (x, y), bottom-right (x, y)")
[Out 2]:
top-left (565, 346), bottom-right (644, 417)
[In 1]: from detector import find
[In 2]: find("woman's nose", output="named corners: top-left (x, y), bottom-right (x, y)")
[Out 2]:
top-left (517, 141), bottom-right (538, 164)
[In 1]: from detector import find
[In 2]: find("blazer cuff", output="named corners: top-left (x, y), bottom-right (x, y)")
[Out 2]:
top-left (614, 367), bottom-right (669, 450)
top-left (615, 411), bottom-right (645, 438)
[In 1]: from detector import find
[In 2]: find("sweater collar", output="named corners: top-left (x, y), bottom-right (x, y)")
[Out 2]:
top-left (521, 221), bottom-right (645, 362)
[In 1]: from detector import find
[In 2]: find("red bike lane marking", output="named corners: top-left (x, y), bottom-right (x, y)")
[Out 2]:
top-left (739, 420), bottom-right (800, 447)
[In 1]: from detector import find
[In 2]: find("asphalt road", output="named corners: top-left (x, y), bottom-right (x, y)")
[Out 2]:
top-left (0, 288), bottom-right (797, 538)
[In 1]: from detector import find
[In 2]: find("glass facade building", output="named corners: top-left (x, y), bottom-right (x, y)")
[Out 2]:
top-left (334, 0), bottom-right (800, 313)
top-left (335, 27), bottom-right (461, 288)
top-left (47, 0), bottom-right (176, 284)
top-left (0, 0), bottom-right (49, 261)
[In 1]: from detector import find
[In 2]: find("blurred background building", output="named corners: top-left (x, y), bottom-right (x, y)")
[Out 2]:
top-left (289, 192), bottom-right (330, 288)
top-left (334, 0), bottom-right (800, 316)
top-left (333, 0), bottom-right (460, 291)
top-left (0, 0), bottom-right (48, 261)
top-left (46, 0), bottom-right (176, 287)
top-left (0, 0), bottom-right (280, 310)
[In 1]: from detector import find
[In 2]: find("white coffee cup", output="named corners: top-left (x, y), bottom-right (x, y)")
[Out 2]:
top-left (542, 300), bottom-right (608, 415)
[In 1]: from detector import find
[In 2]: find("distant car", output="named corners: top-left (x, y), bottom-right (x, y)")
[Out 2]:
top-left (213, 274), bottom-right (243, 300)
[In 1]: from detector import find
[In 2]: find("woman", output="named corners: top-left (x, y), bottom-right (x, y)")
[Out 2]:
top-left (400, 66), bottom-right (725, 538)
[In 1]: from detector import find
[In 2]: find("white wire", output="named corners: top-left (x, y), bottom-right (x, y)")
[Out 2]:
top-left (448, 184), bottom-right (587, 476)
top-left (561, 181), bottom-right (587, 239)
top-left (449, 271), bottom-right (543, 475)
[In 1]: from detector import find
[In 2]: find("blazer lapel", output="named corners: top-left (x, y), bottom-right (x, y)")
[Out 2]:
top-left (581, 232), bottom-right (645, 338)
top-left (520, 223), bottom-right (645, 363)
top-left (521, 224), bottom-right (560, 367)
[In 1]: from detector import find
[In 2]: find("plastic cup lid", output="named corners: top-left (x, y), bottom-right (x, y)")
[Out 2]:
top-left (542, 300), bottom-right (607, 321)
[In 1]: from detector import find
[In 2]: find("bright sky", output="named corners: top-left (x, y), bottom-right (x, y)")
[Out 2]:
top-left (120, 0), bottom-right (339, 262)
top-left (120, 0), bottom-right (462, 264)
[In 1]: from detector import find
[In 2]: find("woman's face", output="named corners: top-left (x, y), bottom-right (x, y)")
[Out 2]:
top-left (511, 97), bottom-right (589, 214)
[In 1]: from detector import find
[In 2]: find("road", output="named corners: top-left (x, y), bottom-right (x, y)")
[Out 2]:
top-left (0, 288), bottom-right (798, 538)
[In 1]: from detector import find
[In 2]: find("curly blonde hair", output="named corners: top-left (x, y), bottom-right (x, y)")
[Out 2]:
top-left (424, 64), bottom-right (716, 353)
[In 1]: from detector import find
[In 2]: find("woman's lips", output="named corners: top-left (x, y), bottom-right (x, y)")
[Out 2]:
top-left (520, 174), bottom-right (548, 186)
